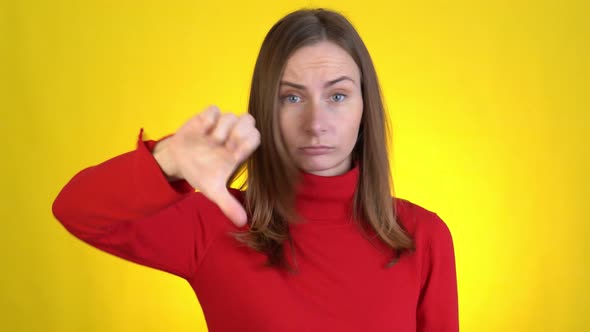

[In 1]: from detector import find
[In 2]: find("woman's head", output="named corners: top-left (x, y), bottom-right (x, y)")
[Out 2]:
top-left (233, 8), bottom-right (413, 271)
top-left (248, 8), bottom-right (388, 178)
top-left (279, 40), bottom-right (363, 176)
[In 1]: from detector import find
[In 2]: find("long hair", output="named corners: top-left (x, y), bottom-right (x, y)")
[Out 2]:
top-left (229, 8), bottom-right (414, 272)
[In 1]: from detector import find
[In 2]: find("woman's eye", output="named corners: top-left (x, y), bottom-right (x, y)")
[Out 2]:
top-left (331, 93), bottom-right (346, 102)
top-left (283, 95), bottom-right (301, 103)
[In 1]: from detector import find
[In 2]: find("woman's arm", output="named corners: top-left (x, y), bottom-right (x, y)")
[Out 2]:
top-left (416, 214), bottom-right (460, 331)
top-left (52, 130), bottom-right (204, 279)
top-left (53, 106), bottom-right (260, 280)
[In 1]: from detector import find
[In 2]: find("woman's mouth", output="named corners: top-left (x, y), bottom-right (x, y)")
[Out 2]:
top-left (299, 146), bottom-right (334, 156)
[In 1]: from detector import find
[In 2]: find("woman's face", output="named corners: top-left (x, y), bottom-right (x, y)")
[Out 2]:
top-left (278, 41), bottom-right (363, 176)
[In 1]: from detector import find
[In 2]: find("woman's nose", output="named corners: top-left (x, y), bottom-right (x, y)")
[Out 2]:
top-left (303, 100), bottom-right (327, 135)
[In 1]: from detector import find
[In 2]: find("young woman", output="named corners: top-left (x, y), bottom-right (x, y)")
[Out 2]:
top-left (53, 8), bottom-right (459, 332)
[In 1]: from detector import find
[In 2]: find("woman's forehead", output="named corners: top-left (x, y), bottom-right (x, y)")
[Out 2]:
top-left (281, 41), bottom-right (360, 84)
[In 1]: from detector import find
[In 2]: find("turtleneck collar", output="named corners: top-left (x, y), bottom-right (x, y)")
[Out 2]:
top-left (293, 164), bottom-right (359, 225)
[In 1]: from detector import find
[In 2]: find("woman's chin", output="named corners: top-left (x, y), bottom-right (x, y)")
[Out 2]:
top-left (295, 157), bottom-right (351, 176)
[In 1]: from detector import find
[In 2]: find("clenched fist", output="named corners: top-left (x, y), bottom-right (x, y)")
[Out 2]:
top-left (153, 105), bottom-right (261, 227)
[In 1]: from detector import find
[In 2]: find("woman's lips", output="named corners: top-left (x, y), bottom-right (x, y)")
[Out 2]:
top-left (299, 146), bottom-right (334, 156)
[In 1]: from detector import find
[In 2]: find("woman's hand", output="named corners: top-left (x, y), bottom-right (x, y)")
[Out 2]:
top-left (153, 105), bottom-right (260, 227)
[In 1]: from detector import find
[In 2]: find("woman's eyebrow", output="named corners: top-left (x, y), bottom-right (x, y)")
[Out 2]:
top-left (279, 76), bottom-right (357, 91)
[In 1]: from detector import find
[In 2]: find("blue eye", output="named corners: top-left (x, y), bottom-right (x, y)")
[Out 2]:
top-left (331, 93), bottom-right (346, 102)
top-left (283, 95), bottom-right (301, 103)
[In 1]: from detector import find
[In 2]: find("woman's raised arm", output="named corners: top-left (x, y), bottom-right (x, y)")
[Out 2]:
top-left (52, 106), bottom-right (260, 279)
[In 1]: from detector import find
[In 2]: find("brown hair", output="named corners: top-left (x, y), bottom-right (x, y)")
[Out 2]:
top-left (229, 8), bottom-right (414, 272)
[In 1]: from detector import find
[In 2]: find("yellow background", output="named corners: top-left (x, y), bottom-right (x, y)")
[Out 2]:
top-left (2, 0), bottom-right (588, 331)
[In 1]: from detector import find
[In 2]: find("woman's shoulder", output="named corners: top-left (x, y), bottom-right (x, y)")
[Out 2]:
top-left (393, 197), bottom-right (454, 245)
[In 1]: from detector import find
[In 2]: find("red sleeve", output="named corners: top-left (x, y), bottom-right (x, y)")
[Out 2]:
top-left (416, 213), bottom-right (460, 332)
top-left (52, 129), bottom-right (210, 280)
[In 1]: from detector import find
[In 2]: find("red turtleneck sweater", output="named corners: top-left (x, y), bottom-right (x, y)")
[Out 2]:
top-left (52, 132), bottom-right (459, 332)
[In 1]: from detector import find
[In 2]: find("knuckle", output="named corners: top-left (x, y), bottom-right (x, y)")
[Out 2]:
top-left (253, 129), bottom-right (261, 142)
top-left (200, 116), bottom-right (213, 128)
top-left (202, 105), bottom-right (219, 119)
top-left (233, 127), bottom-right (249, 142)
top-left (230, 121), bottom-right (253, 142)
top-left (211, 131), bottom-right (226, 143)
top-left (246, 132), bottom-right (261, 150)
top-left (243, 113), bottom-right (256, 125)
top-left (197, 114), bottom-right (216, 130)
top-left (239, 129), bottom-right (258, 142)
top-left (210, 114), bottom-right (238, 143)
top-left (222, 113), bottom-right (238, 122)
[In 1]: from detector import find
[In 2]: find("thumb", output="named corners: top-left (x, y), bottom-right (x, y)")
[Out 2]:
top-left (211, 189), bottom-right (248, 227)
